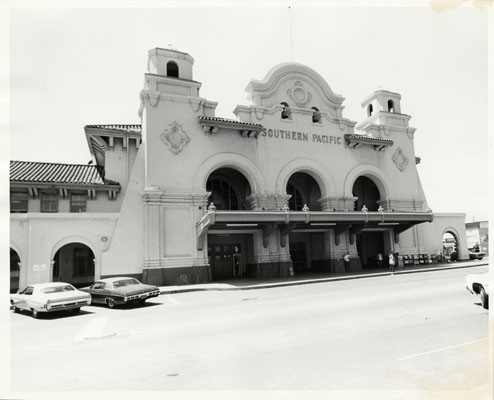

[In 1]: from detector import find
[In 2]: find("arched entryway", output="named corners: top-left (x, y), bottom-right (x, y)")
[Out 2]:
top-left (10, 248), bottom-right (21, 293)
top-left (442, 231), bottom-right (459, 261)
top-left (286, 172), bottom-right (322, 211)
top-left (286, 172), bottom-right (324, 273)
top-left (353, 176), bottom-right (381, 211)
top-left (206, 167), bottom-right (251, 210)
top-left (52, 242), bottom-right (95, 288)
top-left (353, 176), bottom-right (385, 269)
top-left (206, 168), bottom-right (254, 280)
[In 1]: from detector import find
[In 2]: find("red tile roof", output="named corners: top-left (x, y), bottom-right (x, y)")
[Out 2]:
top-left (198, 116), bottom-right (263, 128)
top-left (85, 124), bottom-right (142, 133)
top-left (10, 161), bottom-right (119, 186)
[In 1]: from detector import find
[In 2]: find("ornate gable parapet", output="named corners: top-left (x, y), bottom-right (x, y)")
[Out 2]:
top-left (245, 63), bottom-right (345, 112)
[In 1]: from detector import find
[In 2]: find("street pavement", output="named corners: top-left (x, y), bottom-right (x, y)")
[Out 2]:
top-left (9, 262), bottom-right (490, 396)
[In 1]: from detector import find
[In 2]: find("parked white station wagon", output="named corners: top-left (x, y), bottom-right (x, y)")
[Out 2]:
top-left (10, 282), bottom-right (91, 318)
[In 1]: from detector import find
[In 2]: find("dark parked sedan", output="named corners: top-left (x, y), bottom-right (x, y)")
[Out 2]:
top-left (82, 277), bottom-right (160, 308)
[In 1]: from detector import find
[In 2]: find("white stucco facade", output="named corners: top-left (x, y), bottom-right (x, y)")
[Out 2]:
top-left (9, 47), bottom-right (468, 289)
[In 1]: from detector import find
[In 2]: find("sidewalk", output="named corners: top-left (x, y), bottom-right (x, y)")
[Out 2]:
top-left (159, 258), bottom-right (489, 295)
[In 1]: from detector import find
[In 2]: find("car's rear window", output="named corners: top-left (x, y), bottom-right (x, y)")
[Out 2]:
top-left (113, 278), bottom-right (140, 288)
top-left (41, 285), bottom-right (76, 294)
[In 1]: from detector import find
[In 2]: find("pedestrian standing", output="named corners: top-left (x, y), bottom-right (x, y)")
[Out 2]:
top-left (343, 251), bottom-right (350, 272)
top-left (377, 253), bottom-right (383, 269)
top-left (389, 251), bottom-right (395, 274)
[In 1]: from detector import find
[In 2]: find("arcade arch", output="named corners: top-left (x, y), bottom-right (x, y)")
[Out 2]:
top-left (51, 239), bottom-right (96, 288)
top-left (442, 230), bottom-right (460, 261)
top-left (10, 247), bottom-right (21, 293)
top-left (351, 174), bottom-right (386, 270)
top-left (344, 165), bottom-right (391, 203)
top-left (276, 158), bottom-right (334, 200)
top-left (353, 176), bottom-right (381, 211)
top-left (206, 168), bottom-right (252, 210)
top-left (193, 153), bottom-right (267, 195)
top-left (286, 172), bottom-right (322, 211)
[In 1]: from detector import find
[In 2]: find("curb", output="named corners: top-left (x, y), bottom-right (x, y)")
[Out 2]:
top-left (159, 262), bottom-right (488, 295)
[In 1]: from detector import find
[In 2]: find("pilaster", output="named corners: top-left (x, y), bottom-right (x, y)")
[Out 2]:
top-left (142, 188), bottom-right (165, 267)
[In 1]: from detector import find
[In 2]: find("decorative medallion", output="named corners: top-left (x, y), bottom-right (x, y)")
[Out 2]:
top-left (160, 121), bottom-right (190, 154)
top-left (392, 147), bottom-right (409, 172)
top-left (255, 108), bottom-right (264, 120)
top-left (190, 99), bottom-right (201, 113)
top-left (287, 81), bottom-right (312, 107)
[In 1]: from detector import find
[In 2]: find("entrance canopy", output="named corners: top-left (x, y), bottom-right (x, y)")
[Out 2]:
top-left (197, 208), bottom-right (433, 250)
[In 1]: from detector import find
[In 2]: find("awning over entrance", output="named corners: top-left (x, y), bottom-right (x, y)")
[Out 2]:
top-left (196, 209), bottom-right (433, 250)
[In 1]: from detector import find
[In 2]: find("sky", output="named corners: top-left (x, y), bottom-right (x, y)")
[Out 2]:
top-left (7, 3), bottom-right (490, 223)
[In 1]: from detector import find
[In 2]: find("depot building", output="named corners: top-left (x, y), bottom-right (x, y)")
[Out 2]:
top-left (9, 47), bottom-right (468, 291)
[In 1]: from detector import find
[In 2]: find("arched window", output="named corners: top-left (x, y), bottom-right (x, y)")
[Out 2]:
top-left (387, 100), bottom-right (394, 113)
top-left (167, 61), bottom-right (179, 78)
top-left (206, 178), bottom-right (240, 210)
top-left (287, 183), bottom-right (303, 211)
top-left (281, 102), bottom-right (290, 119)
top-left (286, 172), bottom-right (322, 211)
top-left (311, 107), bottom-right (321, 123)
top-left (352, 176), bottom-right (381, 211)
top-left (367, 104), bottom-right (373, 117)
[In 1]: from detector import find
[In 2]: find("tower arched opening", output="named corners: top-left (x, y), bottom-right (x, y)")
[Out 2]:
top-left (167, 61), bottom-right (179, 78)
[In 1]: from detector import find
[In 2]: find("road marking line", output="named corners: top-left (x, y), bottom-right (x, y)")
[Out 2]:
top-left (74, 317), bottom-right (109, 341)
top-left (397, 337), bottom-right (488, 361)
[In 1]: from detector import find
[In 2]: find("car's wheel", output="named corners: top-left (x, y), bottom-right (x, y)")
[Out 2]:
top-left (480, 287), bottom-right (489, 309)
top-left (72, 307), bottom-right (81, 314)
top-left (478, 256), bottom-right (483, 260)
top-left (12, 306), bottom-right (19, 313)
top-left (138, 298), bottom-right (146, 305)
top-left (32, 309), bottom-right (40, 319)
top-left (106, 298), bottom-right (116, 309)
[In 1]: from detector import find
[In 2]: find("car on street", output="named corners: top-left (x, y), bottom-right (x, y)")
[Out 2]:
top-left (81, 277), bottom-right (160, 308)
top-left (466, 272), bottom-right (489, 309)
top-left (10, 282), bottom-right (91, 318)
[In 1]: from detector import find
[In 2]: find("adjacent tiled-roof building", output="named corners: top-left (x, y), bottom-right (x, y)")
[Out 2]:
top-left (10, 160), bottom-right (119, 186)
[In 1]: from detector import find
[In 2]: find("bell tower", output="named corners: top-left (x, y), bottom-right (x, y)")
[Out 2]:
top-left (147, 47), bottom-right (195, 81)
top-left (358, 89), bottom-right (410, 130)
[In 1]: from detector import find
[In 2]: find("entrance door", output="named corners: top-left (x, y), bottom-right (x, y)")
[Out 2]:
top-left (290, 242), bottom-right (307, 273)
top-left (357, 231), bottom-right (385, 269)
top-left (208, 244), bottom-right (241, 280)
